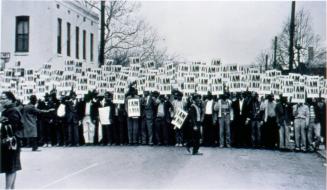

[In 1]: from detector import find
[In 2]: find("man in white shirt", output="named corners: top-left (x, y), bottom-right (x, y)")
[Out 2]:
top-left (202, 92), bottom-right (216, 146)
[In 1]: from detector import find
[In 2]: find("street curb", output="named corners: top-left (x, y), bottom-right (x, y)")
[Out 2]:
top-left (316, 150), bottom-right (326, 160)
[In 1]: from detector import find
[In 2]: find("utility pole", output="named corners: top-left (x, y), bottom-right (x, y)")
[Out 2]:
top-left (265, 54), bottom-right (268, 71)
top-left (295, 44), bottom-right (302, 74)
top-left (273, 36), bottom-right (277, 69)
top-left (289, 1), bottom-right (296, 72)
top-left (98, 0), bottom-right (105, 67)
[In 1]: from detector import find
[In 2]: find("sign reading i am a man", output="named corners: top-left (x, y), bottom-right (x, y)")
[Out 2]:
top-left (171, 108), bottom-right (188, 129)
top-left (127, 98), bottom-right (141, 117)
top-left (292, 84), bottom-right (306, 103)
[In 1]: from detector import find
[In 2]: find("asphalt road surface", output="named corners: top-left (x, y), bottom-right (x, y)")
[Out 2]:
top-left (1, 146), bottom-right (325, 189)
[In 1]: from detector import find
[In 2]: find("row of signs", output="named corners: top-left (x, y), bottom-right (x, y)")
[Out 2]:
top-left (0, 60), bottom-right (326, 104)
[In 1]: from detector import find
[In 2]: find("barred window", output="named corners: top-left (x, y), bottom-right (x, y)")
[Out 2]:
top-left (15, 16), bottom-right (29, 52)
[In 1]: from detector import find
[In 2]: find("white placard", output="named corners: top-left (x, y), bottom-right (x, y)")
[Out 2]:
top-left (99, 106), bottom-right (111, 125)
top-left (282, 78), bottom-right (294, 97)
top-left (306, 77), bottom-right (319, 98)
top-left (128, 98), bottom-right (140, 117)
top-left (171, 108), bottom-right (188, 129)
top-left (260, 76), bottom-right (272, 95)
top-left (113, 86), bottom-right (125, 104)
top-left (211, 77), bottom-right (224, 95)
top-left (292, 84), bottom-right (306, 103)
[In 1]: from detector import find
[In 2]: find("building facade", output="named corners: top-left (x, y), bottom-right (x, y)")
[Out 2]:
top-left (1, 0), bottom-right (99, 70)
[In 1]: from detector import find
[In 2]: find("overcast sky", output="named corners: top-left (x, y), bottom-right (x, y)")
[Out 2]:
top-left (139, 1), bottom-right (326, 65)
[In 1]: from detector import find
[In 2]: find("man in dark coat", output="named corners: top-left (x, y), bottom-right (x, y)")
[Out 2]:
top-left (185, 94), bottom-right (202, 155)
top-left (22, 95), bottom-right (54, 151)
top-left (154, 95), bottom-right (172, 145)
top-left (65, 91), bottom-right (80, 146)
top-left (231, 92), bottom-right (248, 147)
top-left (140, 91), bottom-right (156, 145)
top-left (100, 92), bottom-right (115, 145)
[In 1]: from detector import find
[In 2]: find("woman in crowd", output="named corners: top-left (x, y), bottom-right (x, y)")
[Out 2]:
top-left (0, 91), bottom-right (23, 189)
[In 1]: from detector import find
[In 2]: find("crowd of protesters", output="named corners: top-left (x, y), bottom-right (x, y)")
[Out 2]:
top-left (1, 84), bottom-right (326, 188)
top-left (7, 84), bottom-right (323, 155)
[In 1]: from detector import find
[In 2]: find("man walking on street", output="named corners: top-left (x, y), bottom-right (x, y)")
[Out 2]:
top-left (186, 94), bottom-right (202, 155)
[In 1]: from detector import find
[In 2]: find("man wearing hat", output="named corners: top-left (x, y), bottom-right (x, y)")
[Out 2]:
top-left (202, 91), bottom-right (216, 146)
top-left (154, 95), bottom-right (172, 145)
top-left (140, 91), bottom-right (156, 145)
top-left (171, 91), bottom-right (186, 146)
top-left (264, 94), bottom-right (278, 149)
top-left (100, 91), bottom-right (115, 145)
top-left (125, 87), bottom-right (141, 145)
top-left (185, 94), bottom-right (202, 155)
top-left (214, 92), bottom-right (234, 148)
top-left (65, 91), bottom-right (80, 146)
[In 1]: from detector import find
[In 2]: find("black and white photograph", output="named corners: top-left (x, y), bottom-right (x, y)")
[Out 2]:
top-left (0, 0), bottom-right (326, 189)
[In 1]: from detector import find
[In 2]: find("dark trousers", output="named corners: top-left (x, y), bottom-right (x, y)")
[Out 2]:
top-left (186, 122), bottom-right (201, 154)
top-left (127, 118), bottom-right (139, 144)
top-left (93, 119), bottom-right (100, 145)
top-left (55, 120), bottom-right (65, 146)
top-left (264, 116), bottom-right (278, 148)
top-left (232, 116), bottom-right (246, 147)
top-left (155, 117), bottom-right (168, 145)
top-left (203, 114), bottom-right (215, 146)
top-left (68, 121), bottom-right (79, 145)
top-left (141, 117), bottom-right (154, 144)
top-left (115, 115), bottom-right (128, 145)
top-left (40, 120), bottom-right (51, 145)
top-left (102, 124), bottom-right (114, 145)
top-left (28, 137), bottom-right (38, 151)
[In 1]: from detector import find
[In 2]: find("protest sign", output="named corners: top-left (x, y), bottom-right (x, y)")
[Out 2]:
top-left (99, 106), bottom-right (111, 125)
top-left (113, 86), bottom-right (125, 104)
top-left (145, 74), bottom-right (156, 91)
top-left (292, 84), bottom-right (306, 103)
top-left (171, 108), bottom-right (188, 129)
top-left (266, 69), bottom-right (281, 78)
top-left (129, 57), bottom-right (140, 64)
top-left (127, 98), bottom-right (141, 117)
top-left (289, 73), bottom-right (302, 85)
top-left (249, 74), bottom-right (260, 92)
top-left (211, 77), bottom-right (224, 95)
top-left (229, 72), bottom-right (241, 92)
top-left (282, 78), bottom-right (294, 97)
top-left (211, 59), bottom-right (221, 66)
top-left (260, 76), bottom-right (272, 95)
top-left (240, 75), bottom-right (248, 91)
top-left (128, 64), bottom-right (140, 82)
top-left (144, 61), bottom-right (155, 69)
top-left (158, 75), bottom-right (171, 95)
top-left (271, 78), bottom-right (282, 99)
top-left (306, 76), bottom-right (319, 98)
top-left (137, 77), bottom-right (146, 95)
top-left (197, 77), bottom-right (209, 95)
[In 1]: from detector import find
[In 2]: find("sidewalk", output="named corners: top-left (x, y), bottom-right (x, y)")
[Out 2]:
top-left (317, 145), bottom-right (326, 160)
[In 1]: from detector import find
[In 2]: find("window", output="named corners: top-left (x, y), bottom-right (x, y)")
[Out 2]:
top-left (83, 30), bottom-right (86, 60)
top-left (56, 4), bottom-right (60, 9)
top-left (57, 18), bottom-right (62, 54)
top-left (67, 22), bottom-right (71, 56)
top-left (75, 26), bottom-right (79, 59)
top-left (15, 16), bottom-right (29, 52)
top-left (90, 33), bottom-right (94, 62)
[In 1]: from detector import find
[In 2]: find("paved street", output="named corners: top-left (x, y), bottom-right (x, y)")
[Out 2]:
top-left (1, 146), bottom-right (325, 189)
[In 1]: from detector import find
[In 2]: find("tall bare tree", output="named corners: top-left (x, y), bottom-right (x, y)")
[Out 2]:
top-left (276, 8), bottom-right (326, 70)
top-left (84, 1), bottom-right (176, 66)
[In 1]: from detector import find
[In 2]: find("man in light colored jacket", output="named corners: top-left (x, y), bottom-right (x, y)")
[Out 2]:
top-left (214, 93), bottom-right (234, 148)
